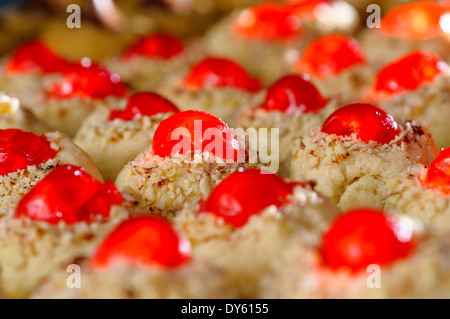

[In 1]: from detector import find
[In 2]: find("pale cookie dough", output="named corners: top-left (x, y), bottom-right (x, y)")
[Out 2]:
top-left (289, 121), bottom-right (439, 210)
top-left (0, 93), bottom-right (47, 134)
top-left (308, 64), bottom-right (378, 100)
top-left (74, 107), bottom-right (173, 181)
top-left (384, 164), bottom-right (450, 230)
top-left (377, 75), bottom-right (450, 149)
top-left (105, 40), bottom-right (205, 92)
top-left (358, 28), bottom-right (450, 64)
top-left (231, 97), bottom-right (345, 176)
top-left (115, 152), bottom-right (258, 219)
top-left (157, 75), bottom-right (265, 123)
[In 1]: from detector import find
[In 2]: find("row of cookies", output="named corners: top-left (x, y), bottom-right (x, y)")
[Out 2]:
top-left (2, 85), bottom-right (450, 299)
top-left (1, 117), bottom-right (450, 299)
top-left (1, 0), bottom-right (450, 299)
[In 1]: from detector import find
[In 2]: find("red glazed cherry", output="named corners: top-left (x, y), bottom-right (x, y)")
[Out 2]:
top-left (374, 51), bottom-right (447, 94)
top-left (294, 35), bottom-right (366, 79)
top-left (261, 75), bottom-right (328, 114)
top-left (152, 110), bottom-right (241, 161)
top-left (15, 164), bottom-right (123, 224)
top-left (287, 0), bottom-right (330, 19)
top-left (109, 92), bottom-right (179, 121)
top-left (184, 58), bottom-right (262, 93)
top-left (233, 2), bottom-right (301, 41)
top-left (380, 1), bottom-right (448, 39)
top-left (92, 216), bottom-right (191, 271)
top-left (321, 208), bottom-right (414, 272)
top-left (121, 33), bottom-right (184, 61)
top-left (321, 103), bottom-right (401, 144)
top-left (423, 148), bottom-right (450, 195)
top-left (0, 129), bottom-right (57, 176)
top-left (202, 169), bottom-right (300, 227)
top-left (6, 40), bottom-right (72, 74)
top-left (47, 60), bottom-right (128, 99)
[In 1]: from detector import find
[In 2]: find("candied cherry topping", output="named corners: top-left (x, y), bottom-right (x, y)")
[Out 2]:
top-left (121, 33), bottom-right (184, 61)
top-left (6, 40), bottom-right (72, 75)
top-left (15, 164), bottom-right (123, 224)
top-left (423, 148), bottom-right (450, 195)
top-left (294, 35), bottom-right (366, 79)
top-left (321, 208), bottom-right (414, 272)
top-left (202, 169), bottom-right (300, 227)
top-left (234, 2), bottom-right (301, 41)
top-left (260, 75), bottom-right (328, 114)
top-left (0, 129), bottom-right (57, 176)
top-left (374, 51), bottom-right (447, 94)
top-left (321, 103), bottom-right (401, 144)
top-left (109, 92), bottom-right (179, 121)
top-left (92, 216), bottom-right (191, 271)
top-left (184, 57), bottom-right (262, 93)
top-left (47, 60), bottom-right (128, 99)
top-left (152, 110), bottom-right (241, 161)
top-left (380, 1), bottom-right (449, 39)
top-left (287, 0), bottom-right (331, 20)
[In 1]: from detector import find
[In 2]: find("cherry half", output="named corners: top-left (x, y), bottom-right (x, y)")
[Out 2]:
top-left (233, 2), bottom-right (301, 41)
top-left (0, 129), bottom-right (57, 176)
top-left (47, 60), bottom-right (128, 99)
top-left (380, 1), bottom-right (449, 39)
top-left (6, 40), bottom-right (72, 75)
top-left (109, 92), bottom-right (179, 121)
top-left (152, 110), bottom-right (241, 161)
top-left (287, 0), bottom-right (330, 19)
top-left (295, 34), bottom-right (366, 79)
top-left (121, 33), bottom-right (184, 61)
top-left (15, 164), bottom-right (123, 224)
top-left (260, 75), bottom-right (328, 114)
top-left (321, 103), bottom-right (402, 145)
top-left (423, 148), bottom-right (450, 195)
top-left (202, 169), bottom-right (300, 227)
top-left (92, 216), bottom-right (191, 271)
top-left (184, 57), bottom-right (262, 93)
top-left (321, 208), bottom-right (414, 272)
top-left (374, 50), bottom-right (447, 94)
